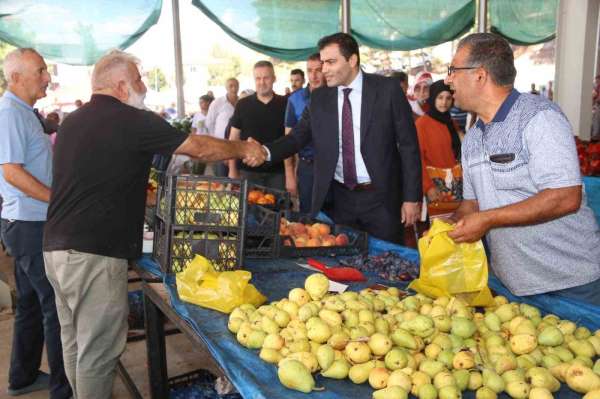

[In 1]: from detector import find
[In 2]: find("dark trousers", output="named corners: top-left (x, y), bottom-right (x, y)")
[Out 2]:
top-left (331, 182), bottom-right (403, 244)
top-left (240, 170), bottom-right (285, 190)
top-left (0, 219), bottom-right (72, 399)
top-left (297, 159), bottom-right (314, 215)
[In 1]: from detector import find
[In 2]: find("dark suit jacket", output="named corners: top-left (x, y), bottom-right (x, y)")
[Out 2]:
top-left (266, 72), bottom-right (422, 217)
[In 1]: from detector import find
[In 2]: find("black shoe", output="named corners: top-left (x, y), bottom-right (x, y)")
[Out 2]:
top-left (7, 371), bottom-right (50, 396)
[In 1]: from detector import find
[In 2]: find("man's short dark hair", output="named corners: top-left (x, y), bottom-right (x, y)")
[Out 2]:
top-left (318, 32), bottom-right (360, 65)
top-left (307, 52), bottom-right (321, 62)
top-left (457, 33), bottom-right (516, 86)
top-left (254, 60), bottom-right (274, 70)
top-left (290, 69), bottom-right (305, 79)
top-left (390, 71), bottom-right (408, 84)
top-left (199, 94), bottom-right (213, 103)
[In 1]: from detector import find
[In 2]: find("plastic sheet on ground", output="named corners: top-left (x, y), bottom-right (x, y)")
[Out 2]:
top-left (584, 176), bottom-right (600, 227)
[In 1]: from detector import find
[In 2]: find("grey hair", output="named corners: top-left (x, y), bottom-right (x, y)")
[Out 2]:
top-left (91, 50), bottom-right (140, 91)
top-left (457, 33), bottom-right (517, 87)
top-left (3, 48), bottom-right (40, 84)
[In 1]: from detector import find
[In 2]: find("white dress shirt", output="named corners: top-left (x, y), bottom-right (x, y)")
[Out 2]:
top-left (335, 70), bottom-right (371, 184)
top-left (205, 95), bottom-right (235, 139)
top-left (191, 111), bottom-right (208, 134)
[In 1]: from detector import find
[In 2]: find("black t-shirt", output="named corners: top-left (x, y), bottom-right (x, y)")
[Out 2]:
top-left (43, 95), bottom-right (187, 259)
top-left (230, 93), bottom-right (286, 173)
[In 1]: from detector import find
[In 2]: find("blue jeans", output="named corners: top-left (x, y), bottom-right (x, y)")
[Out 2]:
top-left (297, 159), bottom-right (314, 215)
top-left (0, 220), bottom-right (71, 399)
top-left (549, 278), bottom-right (600, 306)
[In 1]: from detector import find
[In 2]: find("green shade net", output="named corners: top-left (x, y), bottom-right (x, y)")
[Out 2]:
top-left (192, 0), bottom-right (475, 60)
top-left (351, 0), bottom-right (475, 51)
top-left (0, 0), bottom-right (162, 65)
top-left (191, 0), bottom-right (340, 61)
top-left (490, 0), bottom-right (558, 45)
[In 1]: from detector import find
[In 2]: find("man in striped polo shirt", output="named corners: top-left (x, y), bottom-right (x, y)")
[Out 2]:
top-left (445, 33), bottom-right (600, 304)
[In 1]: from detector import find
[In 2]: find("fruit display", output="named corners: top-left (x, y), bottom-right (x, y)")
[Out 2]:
top-left (341, 252), bottom-right (419, 282)
top-left (279, 218), bottom-right (350, 248)
top-left (576, 138), bottom-right (600, 176)
top-left (227, 273), bottom-right (600, 398)
top-left (248, 189), bottom-right (276, 206)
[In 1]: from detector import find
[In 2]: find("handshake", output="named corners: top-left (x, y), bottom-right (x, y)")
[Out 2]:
top-left (240, 137), bottom-right (268, 167)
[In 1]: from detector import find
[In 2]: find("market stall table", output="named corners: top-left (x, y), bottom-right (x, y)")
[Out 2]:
top-left (135, 245), bottom-right (596, 399)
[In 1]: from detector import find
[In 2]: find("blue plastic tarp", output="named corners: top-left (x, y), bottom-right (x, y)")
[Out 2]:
top-left (584, 176), bottom-right (600, 227)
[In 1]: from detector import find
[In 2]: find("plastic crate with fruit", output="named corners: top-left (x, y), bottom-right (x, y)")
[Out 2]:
top-left (278, 213), bottom-right (368, 258)
top-left (153, 217), bottom-right (244, 274)
top-left (244, 204), bottom-right (281, 259)
top-left (156, 174), bottom-right (247, 230)
top-left (247, 183), bottom-right (292, 210)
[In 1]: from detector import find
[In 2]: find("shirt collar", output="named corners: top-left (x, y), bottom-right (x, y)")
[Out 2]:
top-left (338, 70), bottom-right (363, 94)
top-left (4, 90), bottom-right (34, 111)
top-left (476, 88), bottom-right (520, 130)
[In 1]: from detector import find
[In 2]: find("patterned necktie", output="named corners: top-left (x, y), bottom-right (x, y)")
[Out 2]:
top-left (341, 88), bottom-right (357, 189)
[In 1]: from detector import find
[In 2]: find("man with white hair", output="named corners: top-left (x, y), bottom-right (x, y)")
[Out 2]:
top-left (0, 48), bottom-right (72, 398)
top-left (41, 50), bottom-right (265, 399)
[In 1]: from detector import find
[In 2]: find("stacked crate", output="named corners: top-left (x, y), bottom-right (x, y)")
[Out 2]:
top-left (153, 174), bottom-right (247, 274)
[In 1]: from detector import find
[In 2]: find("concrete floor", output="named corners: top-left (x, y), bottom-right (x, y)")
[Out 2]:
top-left (0, 247), bottom-right (222, 399)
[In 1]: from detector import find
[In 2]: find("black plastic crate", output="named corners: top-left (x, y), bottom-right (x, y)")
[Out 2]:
top-left (153, 217), bottom-right (244, 274)
top-left (169, 369), bottom-right (241, 399)
top-left (247, 183), bottom-right (292, 210)
top-left (278, 212), bottom-right (368, 258)
top-left (244, 204), bottom-right (280, 259)
top-left (157, 175), bottom-right (247, 230)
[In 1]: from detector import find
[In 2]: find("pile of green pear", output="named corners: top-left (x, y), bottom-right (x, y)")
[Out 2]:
top-left (227, 273), bottom-right (600, 398)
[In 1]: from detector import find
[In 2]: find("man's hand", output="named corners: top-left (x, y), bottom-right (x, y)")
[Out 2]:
top-left (241, 137), bottom-right (267, 167)
top-left (401, 202), bottom-right (421, 226)
top-left (447, 212), bottom-right (491, 243)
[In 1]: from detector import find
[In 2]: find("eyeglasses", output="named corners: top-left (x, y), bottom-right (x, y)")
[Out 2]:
top-left (447, 65), bottom-right (479, 76)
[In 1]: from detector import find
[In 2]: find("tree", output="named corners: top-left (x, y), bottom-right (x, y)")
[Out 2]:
top-left (207, 44), bottom-right (241, 86)
top-left (0, 41), bottom-right (15, 94)
top-left (145, 67), bottom-right (168, 92)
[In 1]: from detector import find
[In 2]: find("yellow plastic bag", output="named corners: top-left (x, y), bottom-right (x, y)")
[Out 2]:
top-left (409, 219), bottom-right (494, 307)
top-left (176, 255), bottom-right (266, 313)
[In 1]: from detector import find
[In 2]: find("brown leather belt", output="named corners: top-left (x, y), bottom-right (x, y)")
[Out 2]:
top-left (334, 180), bottom-right (375, 192)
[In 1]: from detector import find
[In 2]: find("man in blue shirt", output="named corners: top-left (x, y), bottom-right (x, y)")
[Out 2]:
top-left (0, 48), bottom-right (71, 398)
top-left (284, 53), bottom-right (325, 213)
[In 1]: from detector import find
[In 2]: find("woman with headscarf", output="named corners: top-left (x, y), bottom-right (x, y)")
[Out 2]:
top-left (415, 79), bottom-right (463, 203)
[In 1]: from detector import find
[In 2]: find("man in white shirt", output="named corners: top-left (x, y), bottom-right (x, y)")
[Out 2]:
top-left (205, 78), bottom-right (239, 176)
top-left (191, 94), bottom-right (213, 134)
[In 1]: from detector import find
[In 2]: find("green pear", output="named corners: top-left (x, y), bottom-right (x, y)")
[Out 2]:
top-left (342, 309), bottom-right (359, 327)
top-left (369, 333), bottom-right (393, 356)
top-left (519, 303), bottom-right (541, 319)
top-left (328, 332), bottom-right (350, 350)
top-left (307, 319), bottom-right (331, 343)
top-left (277, 359), bottom-right (315, 393)
top-left (419, 359), bottom-right (446, 378)
top-left (593, 359), bottom-right (600, 375)
top-left (350, 326), bottom-right (369, 340)
top-left (475, 386), bottom-right (497, 399)
top-left (565, 363), bottom-right (600, 393)
top-left (285, 351), bottom-right (319, 373)
top-left (484, 312), bottom-right (502, 332)
top-left (425, 343), bottom-right (442, 359)
top-left (573, 356), bottom-right (594, 368)
top-left (538, 326), bottom-right (564, 347)
top-left (229, 307), bottom-right (248, 321)
top-left (383, 348), bottom-right (407, 371)
top-left (289, 338), bottom-right (311, 353)
top-left (528, 387), bottom-right (554, 399)
top-left (468, 371), bottom-right (483, 390)
top-left (516, 354), bottom-right (537, 370)
top-left (453, 350), bottom-right (475, 369)
top-left (493, 354), bottom-right (518, 374)
top-left (438, 385), bottom-right (461, 399)
top-left (411, 371), bottom-right (433, 396)
top-left (526, 367), bottom-right (560, 392)
top-left (541, 354), bottom-right (561, 369)
top-left (514, 319), bottom-right (537, 336)
top-left (401, 315), bottom-right (435, 338)
top-left (495, 304), bottom-right (516, 322)
top-left (289, 287), bottom-right (310, 306)
top-left (448, 334), bottom-right (464, 350)
top-left (261, 316), bottom-right (280, 334)
top-left (502, 369), bottom-right (525, 384)
top-left (505, 381), bottom-right (530, 398)
top-left (575, 326), bottom-right (592, 340)
top-left (432, 334), bottom-right (452, 351)
top-left (319, 309), bottom-right (342, 327)
top-left (433, 315), bottom-right (453, 333)
top-left (361, 321), bottom-right (376, 336)
top-left (263, 333), bottom-right (284, 350)
top-left (304, 273), bottom-right (329, 300)
top-left (227, 317), bottom-right (244, 334)
top-left (273, 309), bottom-right (291, 327)
top-left (453, 369), bottom-right (470, 391)
top-left (298, 303), bottom-right (316, 322)
top-left (418, 383), bottom-right (438, 399)
top-left (437, 350), bottom-right (455, 369)
top-left (375, 318), bottom-right (391, 335)
top-left (259, 348), bottom-right (282, 364)
top-left (569, 340), bottom-right (596, 358)
top-left (482, 369), bottom-right (505, 393)
top-left (588, 335), bottom-right (600, 355)
top-left (349, 360), bottom-right (376, 384)
top-left (323, 296), bottom-right (346, 312)
top-left (433, 370), bottom-right (455, 390)
top-left (316, 344), bottom-right (335, 370)
top-left (345, 341), bottom-right (372, 364)
top-left (387, 369), bottom-right (412, 391)
top-left (557, 320), bottom-right (577, 336)
top-left (372, 386), bottom-right (408, 399)
top-left (391, 329), bottom-right (418, 350)
top-left (321, 358), bottom-right (350, 379)
top-left (510, 334), bottom-right (537, 355)
top-left (246, 329), bottom-right (266, 349)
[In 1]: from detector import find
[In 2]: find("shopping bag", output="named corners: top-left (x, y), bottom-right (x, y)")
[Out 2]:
top-left (409, 219), bottom-right (494, 306)
top-left (176, 255), bottom-right (266, 313)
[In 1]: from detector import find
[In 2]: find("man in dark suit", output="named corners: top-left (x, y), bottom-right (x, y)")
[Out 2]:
top-left (251, 33), bottom-right (421, 244)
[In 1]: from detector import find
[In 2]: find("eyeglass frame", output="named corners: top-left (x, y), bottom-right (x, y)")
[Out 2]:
top-left (447, 65), bottom-right (480, 76)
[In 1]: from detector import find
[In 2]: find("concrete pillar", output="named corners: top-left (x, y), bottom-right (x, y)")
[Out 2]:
top-left (171, 0), bottom-right (185, 119)
top-left (554, 0), bottom-right (600, 139)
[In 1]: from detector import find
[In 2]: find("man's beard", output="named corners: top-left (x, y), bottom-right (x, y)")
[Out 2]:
top-left (125, 83), bottom-right (146, 110)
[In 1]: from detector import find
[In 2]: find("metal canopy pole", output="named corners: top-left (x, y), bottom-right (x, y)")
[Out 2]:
top-left (171, 0), bottom-right (185, 119)
top-left (341, 0), bottom-right (351, 33)
top-left (477, 0), bottom-right (488, 33)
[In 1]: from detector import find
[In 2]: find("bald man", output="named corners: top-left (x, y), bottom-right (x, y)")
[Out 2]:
top-left (0, 48), bottom-right (72, 398)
